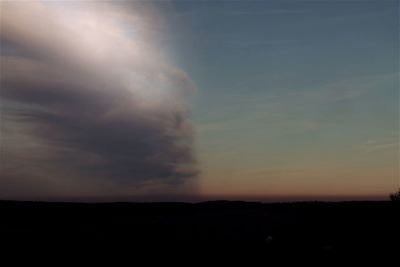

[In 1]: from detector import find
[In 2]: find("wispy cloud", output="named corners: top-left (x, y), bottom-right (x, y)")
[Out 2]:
top-left (363, 138), bottom-right (399, 152)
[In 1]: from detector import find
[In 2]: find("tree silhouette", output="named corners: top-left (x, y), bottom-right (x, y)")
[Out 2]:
top-left (389, 188), bottom-right (400, 202)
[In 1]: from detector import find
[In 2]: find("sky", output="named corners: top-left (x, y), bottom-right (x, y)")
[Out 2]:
top-left (0, 0), bottom-right (399, 202)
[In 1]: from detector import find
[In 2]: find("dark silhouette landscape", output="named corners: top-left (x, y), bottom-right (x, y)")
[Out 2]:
top-left (1, 200), bottom-right (398, 262)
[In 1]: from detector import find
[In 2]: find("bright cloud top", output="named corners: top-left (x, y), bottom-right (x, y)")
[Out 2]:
top-left (0, 1), bottom-right (198, 199)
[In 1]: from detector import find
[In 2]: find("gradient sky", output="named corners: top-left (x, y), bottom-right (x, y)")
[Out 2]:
top-left (167, 0), bottom-right (399, 199)
top-left (0, 0), bottom-right (399, 201)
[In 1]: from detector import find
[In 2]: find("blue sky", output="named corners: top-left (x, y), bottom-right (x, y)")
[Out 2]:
top-left (161, 0), bottom-right (399, 198)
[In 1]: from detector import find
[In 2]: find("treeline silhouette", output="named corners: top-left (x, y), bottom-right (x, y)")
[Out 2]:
top-left (390, 188), bottom-right (400, 201)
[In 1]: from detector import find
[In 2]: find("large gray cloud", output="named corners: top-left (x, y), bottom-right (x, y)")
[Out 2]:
top-left (0, 1), bottom-right (198, 199)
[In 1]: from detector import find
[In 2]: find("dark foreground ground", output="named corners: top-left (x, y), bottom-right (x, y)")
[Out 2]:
top-left (1, 200), bottom-right (398, 263)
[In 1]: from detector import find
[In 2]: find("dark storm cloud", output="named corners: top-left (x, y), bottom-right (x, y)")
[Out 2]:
top-left (0, 1), bottom-right (198, 197)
